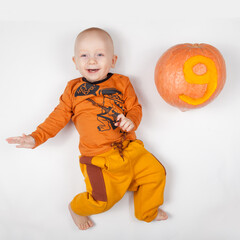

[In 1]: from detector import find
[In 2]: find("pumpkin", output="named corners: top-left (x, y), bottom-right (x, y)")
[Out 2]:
top-left (154, 43), bottom-right (226, 111)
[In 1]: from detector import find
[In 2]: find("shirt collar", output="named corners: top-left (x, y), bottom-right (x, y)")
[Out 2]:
top-left (82, 73), bottom-right (113, 84)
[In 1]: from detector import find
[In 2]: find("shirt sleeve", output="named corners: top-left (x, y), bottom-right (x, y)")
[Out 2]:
top-left (30, 81), bottom-right (73, 148)
top-left (124, 78), bottom-right (142, 131)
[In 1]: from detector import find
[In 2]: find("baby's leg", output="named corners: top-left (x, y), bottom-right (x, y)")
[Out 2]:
top-left (68, 204), bottom-right (94, 230)
top-left (69, 153), bottom-right (132, 230)
top-left (69, 171), bottom-right (108, 230)
top-left (127, 141), bottom-right (167, 222)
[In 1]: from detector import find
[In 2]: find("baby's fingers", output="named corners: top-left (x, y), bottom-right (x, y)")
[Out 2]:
top-left (6, 134), bottom-right (35, 148)
top-left (16, 144), bottom-right (32, 149)
top-left (119, 120), bottom-right (128, 130)
top-left (115, 114), bottom-right (124, 127)
top-left (116, 114), bottom-right (125, 122)
top-left (6, 136), bottom-right (23, 144)
top-left (125, 123), bottom-right (134, 132)
top-left (122, 122), bottom-right (134, 132)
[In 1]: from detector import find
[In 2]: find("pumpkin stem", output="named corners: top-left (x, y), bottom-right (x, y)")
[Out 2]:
top-left (192, 43), bottom-right (200, 48)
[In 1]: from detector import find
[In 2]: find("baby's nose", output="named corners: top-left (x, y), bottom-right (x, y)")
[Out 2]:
top-left (88, 57), bottom-right (97, 64)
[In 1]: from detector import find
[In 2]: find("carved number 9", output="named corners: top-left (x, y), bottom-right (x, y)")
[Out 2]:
top-left (179, 55), bottom-right (218, 105)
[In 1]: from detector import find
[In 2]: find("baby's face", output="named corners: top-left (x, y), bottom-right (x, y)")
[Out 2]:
top-left (73, 31), bottom-right (117, 82)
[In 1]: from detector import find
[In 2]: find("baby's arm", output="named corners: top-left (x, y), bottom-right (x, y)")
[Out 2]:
top-left (122, 78), bottom-right (142, 131)
top-left (6, 81), bottom-right (74, 149)
top-left (6, 134), bottom-right (35, 149)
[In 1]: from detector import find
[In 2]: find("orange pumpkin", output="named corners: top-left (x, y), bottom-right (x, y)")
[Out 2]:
top-left (154, 43), bottom-right (226, 111)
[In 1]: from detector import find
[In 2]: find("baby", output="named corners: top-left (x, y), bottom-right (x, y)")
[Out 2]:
top-left (6, 27), bottom-right (168, 230)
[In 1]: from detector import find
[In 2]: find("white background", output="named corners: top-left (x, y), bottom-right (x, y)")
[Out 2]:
top-left (1, 1), bottom-right (240, 240)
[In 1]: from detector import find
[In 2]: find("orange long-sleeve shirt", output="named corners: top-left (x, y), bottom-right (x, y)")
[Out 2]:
top-left (31, 73), bottom-right (142, 156)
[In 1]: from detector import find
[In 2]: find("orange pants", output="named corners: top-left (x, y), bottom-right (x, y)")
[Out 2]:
top-left (70, 140), bottom-right (166, 222)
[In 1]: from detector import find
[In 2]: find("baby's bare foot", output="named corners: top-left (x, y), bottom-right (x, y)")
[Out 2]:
top-left (155, 208), bottom-right (168, 221)
top-left (68, 204), bottom-right (94, 230)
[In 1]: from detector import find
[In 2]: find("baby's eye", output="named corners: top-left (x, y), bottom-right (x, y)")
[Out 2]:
top-left (97, 53), bottom-right (104, 57)
top-left (80, 54), bottom-right (87, 57)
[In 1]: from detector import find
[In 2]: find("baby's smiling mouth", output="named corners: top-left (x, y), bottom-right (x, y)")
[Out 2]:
top-left (87, 69), bottom-right (100, 73)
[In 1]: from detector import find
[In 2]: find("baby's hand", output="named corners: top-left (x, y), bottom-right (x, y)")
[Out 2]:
top-left (114, 114), bottom-right (135, 132)
top-left (6, 134), bottom-right (35, 149)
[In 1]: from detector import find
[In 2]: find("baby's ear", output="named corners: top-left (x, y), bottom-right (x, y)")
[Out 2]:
top-left (72, 56), bottom-right (76, 64)
top-left (111, 55), bottom-right (118, 68)
top-left (72, 57), bottom-right (77, 69)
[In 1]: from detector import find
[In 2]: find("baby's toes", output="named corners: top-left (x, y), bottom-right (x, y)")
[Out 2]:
top-left (78, 223), bottom-right (85, 230)
top-left (88, 220), bottom-right (94, 227)
top-left (85, 223), bottom-right (91, 230)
